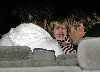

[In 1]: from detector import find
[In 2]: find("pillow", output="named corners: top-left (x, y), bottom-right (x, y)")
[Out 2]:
top-left (0, 46), bottom-right (32, 61)
top-left (32, 48), bottom-right (56, 60)
top-left (55, 53), bottom-right (79, 66)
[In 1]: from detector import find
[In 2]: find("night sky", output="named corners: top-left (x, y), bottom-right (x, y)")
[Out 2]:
top-left (0, 0), bottom-right (100, 34)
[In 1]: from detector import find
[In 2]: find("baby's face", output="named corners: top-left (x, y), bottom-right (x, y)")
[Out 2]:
top-left (53, 24), bottom-right (67, 40)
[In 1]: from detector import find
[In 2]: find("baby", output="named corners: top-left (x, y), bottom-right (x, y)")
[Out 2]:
top-left (48, 18), bottom-right (76, 54)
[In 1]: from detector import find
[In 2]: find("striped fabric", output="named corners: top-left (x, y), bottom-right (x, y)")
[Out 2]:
top-left (57, 36), bottom-right (76, 54)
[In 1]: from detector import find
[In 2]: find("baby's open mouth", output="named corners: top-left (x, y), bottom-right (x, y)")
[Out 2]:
top-left (58, 34), bottom-right (64, 37)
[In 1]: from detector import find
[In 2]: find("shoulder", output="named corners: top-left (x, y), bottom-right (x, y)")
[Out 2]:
top-left (11, 23), bottom-right (52, 38)
top-left (41, 39), bottom-right (61, 50)
top-left (47, 39), bottom-right (58, 44)
top-left (46, 39), bottom-right (64, 56)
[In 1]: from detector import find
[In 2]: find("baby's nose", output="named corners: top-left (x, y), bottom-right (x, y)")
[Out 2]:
top-left (59, 28), bottom-right (63, 32)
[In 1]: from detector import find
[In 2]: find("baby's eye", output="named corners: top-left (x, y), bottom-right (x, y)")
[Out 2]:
top-left (62, 27), bottom-right (66, 29)
top-left (55, 27), bottom-right (60, 29)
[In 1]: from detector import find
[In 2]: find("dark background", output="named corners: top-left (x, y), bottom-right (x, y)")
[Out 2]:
top-left (0, 0), bottom-right (100, 35)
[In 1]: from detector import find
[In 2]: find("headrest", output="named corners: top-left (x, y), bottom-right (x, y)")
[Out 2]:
top-left (77, 38), bottom-right (100, 70)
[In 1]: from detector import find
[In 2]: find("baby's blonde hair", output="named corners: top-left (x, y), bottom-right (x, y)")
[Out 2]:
top-left (48, 20), bottom-right (69, 38)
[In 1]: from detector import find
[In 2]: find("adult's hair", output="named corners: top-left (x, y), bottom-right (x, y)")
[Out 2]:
top-left (66, 9), bottom-right (100, 31)
top-left (16, 7), bottom-right (55, 26)
top-left (65, 18), bottom-right (84, 31)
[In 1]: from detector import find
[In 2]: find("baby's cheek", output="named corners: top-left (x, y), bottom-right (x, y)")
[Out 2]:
top-left (54, 35), bottom-right (58, 38)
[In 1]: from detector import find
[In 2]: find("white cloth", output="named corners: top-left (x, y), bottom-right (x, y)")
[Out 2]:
top-left (0, 23), bottom-right (64, 56)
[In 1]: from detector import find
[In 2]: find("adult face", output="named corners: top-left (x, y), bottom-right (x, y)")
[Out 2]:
top-left (70, 23), bottom-right (86, 45)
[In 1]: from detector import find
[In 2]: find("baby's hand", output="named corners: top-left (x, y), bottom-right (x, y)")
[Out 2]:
top-left (62, 41), bottom-right (67, 47)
